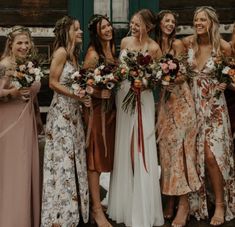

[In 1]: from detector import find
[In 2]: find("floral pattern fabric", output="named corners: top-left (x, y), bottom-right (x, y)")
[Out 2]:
top-left (41, 62), bottom-right (89, 227)
top-left (188, 51), bottom-right (235, 221)
top-left (158, 82), bottom-right (201, 196)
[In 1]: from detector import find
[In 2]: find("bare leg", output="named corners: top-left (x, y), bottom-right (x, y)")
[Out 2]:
top-left (88, 170), bottom-right (112, 227)
top-left (204, 142), bottom-right (224, 226)
top-left (171, 194), bottom-right (189, 227)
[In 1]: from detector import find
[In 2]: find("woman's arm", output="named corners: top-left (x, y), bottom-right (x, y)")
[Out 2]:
top-left (173, 39), bottom-right (186, 57)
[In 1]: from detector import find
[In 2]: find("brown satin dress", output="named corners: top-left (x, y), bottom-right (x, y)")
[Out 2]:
top-left (84, 92), bottom-right (116, 172)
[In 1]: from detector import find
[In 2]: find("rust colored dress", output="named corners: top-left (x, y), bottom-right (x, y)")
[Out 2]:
top-left (158, 82), bottom-right (201, 195)
top-left (84, 91), bottom-right (116, 172)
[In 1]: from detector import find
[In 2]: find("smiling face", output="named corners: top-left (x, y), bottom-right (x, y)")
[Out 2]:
top-left (69, 20), bottom-right (83, 44)
top-left (130, 14), bottom-right (147, 39)
top-left (97, 18), bottom-right (113, 41)
top-left (194, 11), bottom-right (211, 35)
top-left (11, 34), bottom-right (31, 59)
top-left (160, 13), bottom-right (176, 36)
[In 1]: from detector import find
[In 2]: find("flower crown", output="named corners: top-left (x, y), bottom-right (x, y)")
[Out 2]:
top-left (7, 26), bottom-right (31, 39)
top-left (88, 14), bottom-right (109, 30)
top-left (53, 16), bottom-right (73, 34)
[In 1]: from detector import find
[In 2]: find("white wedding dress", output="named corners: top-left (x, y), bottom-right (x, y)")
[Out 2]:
top-left (107, 50), bottom-right (164, 227)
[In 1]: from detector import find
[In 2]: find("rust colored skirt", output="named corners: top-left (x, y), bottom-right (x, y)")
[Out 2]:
top-left (84, 97), bottom-right (116, 172)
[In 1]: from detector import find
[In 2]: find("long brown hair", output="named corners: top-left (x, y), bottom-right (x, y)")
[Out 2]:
top-left (155, 10), bottom-right (178, 52)
top-left (53, 16), bottom-right (81, 62)
top-left (87, 14), bottom-right (116, 61)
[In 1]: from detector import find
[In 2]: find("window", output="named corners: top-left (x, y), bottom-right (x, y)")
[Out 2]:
top-left (94, 0), bottom-right (129, 29)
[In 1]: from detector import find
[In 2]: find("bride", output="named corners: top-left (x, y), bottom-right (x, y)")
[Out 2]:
top-left (107, 9), bottom-right (164, 227)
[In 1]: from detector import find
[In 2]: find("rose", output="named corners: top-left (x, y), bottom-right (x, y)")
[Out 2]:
top-left (86, 79), bottom-right (94, 86)
top-left (19, 64), bottom-right (26, 72)
top-left (27, 61), bottom-right (34, 68)
top-left (137, 54), bottom-right (152, 66)
top-left (160, 63), bottom-right (169, 74)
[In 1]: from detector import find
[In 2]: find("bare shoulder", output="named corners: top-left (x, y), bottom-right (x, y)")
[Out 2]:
top-left (52, 47), bottom-right (67, 64)
top-left (148, 38), bottom-right (162, 59)
top-left (172, 39), bottom-right (185, 55)
top-left (182, 35), bottom-right (194, 49)
top-left (120, 36), bottom-right (132, 50)
top-left (220, 38), bottom-right (232, 56)
top-left (84, 46), bottom-right (99, 61)
top-left (0, 57), bottom-right (11, 68)
top-left (83, 46), bottom-right (99, 69)
top-left (172, 39), bottom-right (184, 47)
top-left (148, 38), bottom-right (160, 51)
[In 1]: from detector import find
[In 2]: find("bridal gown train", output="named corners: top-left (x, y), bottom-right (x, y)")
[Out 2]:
top-left (107, 52), bottom-right (164, 227)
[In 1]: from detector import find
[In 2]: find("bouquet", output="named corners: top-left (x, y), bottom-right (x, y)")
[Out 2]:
top-left (88, 63), bottom-right (121, 92)
top-left (155, 53), bottom-right (187, 101)
top-left (11, 58), bottom-right (45, 89)
top-left (213, 55), bottom-right (235, 98)
top-left (118, 49), bottom-right (161, 112)
top-left (68, 68), bottom-right (92, 98)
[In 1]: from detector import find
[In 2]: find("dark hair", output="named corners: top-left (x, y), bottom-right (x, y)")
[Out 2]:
top-left (53, 15), bottom-right (80, 61)
top-left (155, 10), bottom-right (178, 51)
top-left (87, 14), bottom-right (115, 61)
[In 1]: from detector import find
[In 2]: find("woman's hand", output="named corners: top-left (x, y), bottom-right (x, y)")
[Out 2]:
top-left (165, 84), bottom-right (175, 92)
top-left (19, 88), bottom-right (31, 101)
top-left (216, 82), bottom-right (227, 92)
top-left (101, 89), bottom-right (111, 99)
top-left (81, 95), bottom-right (91, 107)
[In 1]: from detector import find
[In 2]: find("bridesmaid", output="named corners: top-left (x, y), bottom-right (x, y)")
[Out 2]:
top-left (155, 10), bottom-right (201, 227)
top-left (107, 9), bottom-right (164, 227)
top-left (183, 6), bottom-right (235, 226)
top-left (41, 16), bottom-right (91, 227)
top-left (0, 26), bottom-right (41, 227)
top-left (83, 14), bottom-right (116, 227)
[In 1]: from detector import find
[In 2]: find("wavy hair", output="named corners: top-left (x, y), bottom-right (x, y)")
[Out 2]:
top-left (155, 10), bottom-right (178, 51)
top-left (53, 16), bottom-right (81, 62)
top-left (193, 6), bottom-right (221, 56)
top-left (87, 14), bottom-right (115, 61)
top-left (1, 25), bottom-right (35, 60)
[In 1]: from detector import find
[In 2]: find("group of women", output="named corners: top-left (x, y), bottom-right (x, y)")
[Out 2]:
top-left (0, 5), bottom-right (235, 227)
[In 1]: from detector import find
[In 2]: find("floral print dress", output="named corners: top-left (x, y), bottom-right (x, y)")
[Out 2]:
top-left (188, 49), bottom-right (235, 221)
top-left (41, 61), bottom-right (89, 227)
top-left (158, 81), bottom-right (201, 196)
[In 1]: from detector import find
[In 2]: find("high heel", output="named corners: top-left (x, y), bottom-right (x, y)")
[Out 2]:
top-left (91, 206), bottom-right (113, 227)
top-left (210, 202), bottom-right (225, 226)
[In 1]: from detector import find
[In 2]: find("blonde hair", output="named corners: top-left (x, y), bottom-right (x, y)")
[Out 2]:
top-left (193, 6), bottom-right (221, 56)
top-left (130, 9), bottom-right (156, 42)
top-left (1, 25), bottom-right (35, 60)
